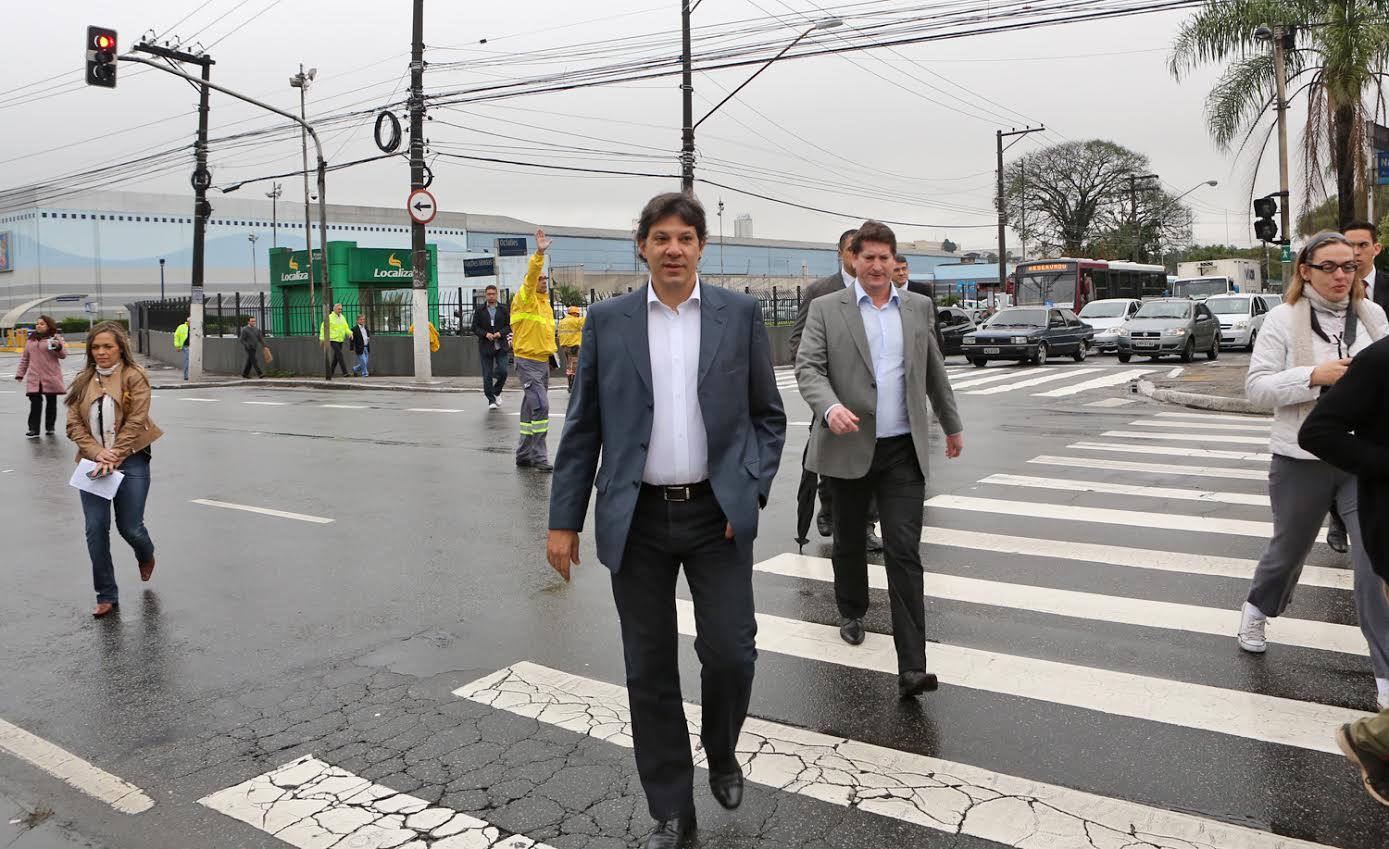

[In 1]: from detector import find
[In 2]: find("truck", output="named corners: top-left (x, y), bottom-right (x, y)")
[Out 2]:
top-left (1173, 258), bottom-right (1265, 299)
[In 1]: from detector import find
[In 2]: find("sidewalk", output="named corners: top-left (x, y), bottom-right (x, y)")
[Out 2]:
top-left (137, 354), bottom-right (493, 394)
top-left (1138, 357), bottom-right (1263, 414)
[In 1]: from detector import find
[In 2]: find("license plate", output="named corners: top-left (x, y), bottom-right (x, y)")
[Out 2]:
top-left (1135, 341), bottom-right (1156, 349)
top-left (983, 347), bottom-right (1000, 354)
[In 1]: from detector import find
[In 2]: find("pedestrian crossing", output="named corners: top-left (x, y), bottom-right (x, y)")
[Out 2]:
top-left (773, 361), bottom-right (1159, 401)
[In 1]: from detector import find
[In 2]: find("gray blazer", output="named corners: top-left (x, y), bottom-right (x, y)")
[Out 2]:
top-left (796, 285), bottom-right (962, 480)
top-left (787, 271), bottom-right (849, 362)
top-left (549, 283), bottom-right (787, 570)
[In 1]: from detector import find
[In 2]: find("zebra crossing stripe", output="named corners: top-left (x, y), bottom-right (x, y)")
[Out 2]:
top-left (1100, 430), bottom-right (1269, 446)
top-left (1032, 368), bottom-right (1155, 397)
top-left (979, 472), bottom-right (1270, 507)
top-left (963, 368), bottom-right (1103, 396)
top-left (1028, 455), bottom-right (1267, 481)
top-left (947, 367), bottom-right (1028, 389)
top-left (456, 662), bottom-right (1337, 849)
top-left (925, 494), bottom-right (1327, 541)
top-left (1155, 411), bottom-right (1273, 424)
top-left (674, 602), bottom-right (1366, 754)
top-left (1068, 441), bottom-right (1272, 462)
top-left (754, 552), bottom-right (1367, 656)
top-left (200, 756), bottom-right (554, 848)
top-left (1127, 419), bottom-right (1271, 432)
top-left (920, 525), bottom-right (1351, 590)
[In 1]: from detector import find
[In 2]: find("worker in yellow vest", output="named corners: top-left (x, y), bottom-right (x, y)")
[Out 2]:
top-left (319, 303), bottom-right (352, 378)
top-left (510, 228), bottom-right (559, 471)
top-left (558, 305), bottom-right (585, 391)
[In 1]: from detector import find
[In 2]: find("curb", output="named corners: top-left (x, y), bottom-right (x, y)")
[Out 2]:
top-left (1136, 379), bottom-right (1264, 415)
top-left (149, 378), bottom-right (483, 394)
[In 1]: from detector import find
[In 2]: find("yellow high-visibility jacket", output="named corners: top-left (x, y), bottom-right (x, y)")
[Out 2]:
top-left (558, 314), bottom-right (585, 347)
top-left (510, 252), bottom-right (557, 363)
top-left (408, 322), bottom-right (441, 353)
top-left (173, 323), bottom-right (189, 349)
top-left (319, 313), bottom-right (352, 343)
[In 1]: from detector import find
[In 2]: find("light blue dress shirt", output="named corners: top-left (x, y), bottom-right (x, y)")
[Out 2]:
top-left (826, 282), bottom-right (909, 439)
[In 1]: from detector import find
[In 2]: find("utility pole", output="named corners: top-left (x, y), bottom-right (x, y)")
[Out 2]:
top-left (135, 42), bottom-right (214, 380)
top-left (680, 0), bottom-right (695, 193)
top-left (409, 0), bottom-right (432, 379)
top-left (1272, 25), bottom-right (1293, 285)
top-left (265, 182), bottom-right (281, 248)
top-left (996, 127), bottom-right (1042, 300)
top-left (290, 66), bottom-right (318, 369)
top-left (1127, 173), bottom-right (1159, 261)
top-left (718, 198), bottom-right (725, 277)
top-left (248, 232), bottom-right (259, 288)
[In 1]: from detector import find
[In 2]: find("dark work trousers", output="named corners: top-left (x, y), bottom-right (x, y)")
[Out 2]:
top-left (478, 344), bottom-right (509, 404)
top-left (825, 435), bottom-right (928, 674)
top-left (27, 392), bottom-right (60, 433)
top-left (610, 485), bottom-right (757, 820)
top-left (242, 347), bottom-right (263, 378)
top-left (329, 341), bottom-right (349, 376)
top-left (804, 428), bottom-right (878, 527)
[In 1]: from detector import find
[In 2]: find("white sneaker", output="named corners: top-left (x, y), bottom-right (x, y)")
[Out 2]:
top-left (488, 402), bottom-right (498, 410)
top-left (1237, 602), bottom-right (1268, 653)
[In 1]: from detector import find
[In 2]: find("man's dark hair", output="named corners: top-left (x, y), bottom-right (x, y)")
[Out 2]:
top-left (484, 284), bottom-right (498, 292)
top-left (838, 229), bottom-right (858, 251)
top-left (636, 192), bottom-right (707, 243)
top-left (851, 220), bottom-right (897, 256)
top-left (1341, 220), bottom-right (1379, 241)
top-left (894, 254), bottom-right (907, 263)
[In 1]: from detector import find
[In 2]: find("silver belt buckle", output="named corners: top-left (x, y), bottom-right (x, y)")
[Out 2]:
top-left (665, 485), bottom-right (691, 502)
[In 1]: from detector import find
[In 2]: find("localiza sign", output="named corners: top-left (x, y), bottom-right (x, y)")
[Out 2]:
top-left (271, 249), bottom-right (322, 284)
top-left (348, 248), bottom-right (421, 282)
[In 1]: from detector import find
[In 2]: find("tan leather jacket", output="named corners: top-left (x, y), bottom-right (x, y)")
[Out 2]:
top-left (65, 364), bottom-right (164, 462)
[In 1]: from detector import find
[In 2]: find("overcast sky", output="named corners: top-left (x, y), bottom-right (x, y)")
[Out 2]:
top-left (6, 0), bottom-right (1297, 250)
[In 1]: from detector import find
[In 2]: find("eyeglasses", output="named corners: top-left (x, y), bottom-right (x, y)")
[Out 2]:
top-left (538, 276), bottom-right (550, 281)
top-left (1308, 261), bottom-right (1358, 274)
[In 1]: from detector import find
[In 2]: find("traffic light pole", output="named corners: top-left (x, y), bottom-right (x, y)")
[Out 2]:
top-left (409, 0), bottom-right (432, 379)
top-left (1272, 25), bottom-right (1293, 285)
top-left (119, 53), bottom-right (333, 380)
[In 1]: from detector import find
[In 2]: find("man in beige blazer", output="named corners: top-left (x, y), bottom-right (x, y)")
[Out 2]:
top-left (795, 220), bottom-right (964, 698)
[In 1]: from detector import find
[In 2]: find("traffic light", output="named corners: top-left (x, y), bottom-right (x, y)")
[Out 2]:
top-left (86, 26), bottom-right (117, 88)
top-left (1253, 195), bottom-right (1279, 243)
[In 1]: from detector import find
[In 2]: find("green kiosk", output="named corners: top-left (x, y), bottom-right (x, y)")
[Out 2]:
top-left (268, 242), bottom-right (439, 336)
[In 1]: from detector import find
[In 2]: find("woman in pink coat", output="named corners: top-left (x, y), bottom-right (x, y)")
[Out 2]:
top-left (14, 314), bottom-right (68, 437)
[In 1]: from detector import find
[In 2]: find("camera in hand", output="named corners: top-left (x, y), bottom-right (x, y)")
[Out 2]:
top-left (46, 338), bottom-right (59, 351)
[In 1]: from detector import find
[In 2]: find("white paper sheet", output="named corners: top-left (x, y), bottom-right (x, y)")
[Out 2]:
top-left (68, 459), bottom-right (125, 500)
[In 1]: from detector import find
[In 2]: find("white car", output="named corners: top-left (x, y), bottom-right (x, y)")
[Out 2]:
top-left (1077, 298), bottom-right (1141, 353)
top-left (1205, 294), bottom-right (1268, 351)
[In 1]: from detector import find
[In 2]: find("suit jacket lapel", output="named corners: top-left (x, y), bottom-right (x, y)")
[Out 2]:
top-left (837, 290), bottom-right (875, 375)
top-left (622, 285), bottom-right (653, 393)
top-left (698, 287), bottom-right (727, 389)
top-left (899, 294), bottom-right (919, 380)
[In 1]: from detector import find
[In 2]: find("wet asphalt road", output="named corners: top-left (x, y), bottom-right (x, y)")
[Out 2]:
top-left (1, 350), bottom-right (1385, 849)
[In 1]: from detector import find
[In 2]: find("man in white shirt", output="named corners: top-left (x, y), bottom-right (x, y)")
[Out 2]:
top-left (547, 193), bottom-right (786, 849)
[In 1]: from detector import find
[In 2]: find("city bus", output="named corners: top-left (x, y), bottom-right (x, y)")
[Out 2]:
top-left (1010, 258), bottom-right (1167, 311)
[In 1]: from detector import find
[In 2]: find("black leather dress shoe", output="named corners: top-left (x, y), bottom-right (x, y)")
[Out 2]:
top-left (866, 529), bottom-right (884, 552)
top-left (898, 670), bottom-right (939, 698)
top-left (710, 770), bottom-right (744, 810)
top-left (644, 813), bottom-right (696, 849)
top-left (816, 512), bottom-right (833, 537)
top-left (1328, 518), bottom-right (1350, 554)
top-left (839, 617), bottom-right (865, 646)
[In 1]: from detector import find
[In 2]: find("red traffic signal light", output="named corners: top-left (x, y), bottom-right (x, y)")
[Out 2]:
top-left (85, 26), bottom-right (117, 88)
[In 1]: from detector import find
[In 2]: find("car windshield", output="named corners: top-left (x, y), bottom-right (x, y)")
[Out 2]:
top-left (1079, 302), bottom-right (1129, 318)
top-left (1172, 278), bottom-right (1229, 298)
top-left (1135, 302), bottom-right (1191, 319)
top-left (984, 308), bottom-right (1046, 327)
top-left (1205, 297), bottom-right (1250, 315)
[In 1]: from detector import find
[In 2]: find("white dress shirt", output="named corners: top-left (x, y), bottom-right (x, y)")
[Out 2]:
top-left (841, 268), bottom-right (856, 289)
top-left (826, 282), bottom-right (910, 438)
top-left (643, 280), bottom-right (709, 485)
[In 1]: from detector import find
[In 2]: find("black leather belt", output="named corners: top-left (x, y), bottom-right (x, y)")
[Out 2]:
top-left (641, 480), bottom-right (713, 502)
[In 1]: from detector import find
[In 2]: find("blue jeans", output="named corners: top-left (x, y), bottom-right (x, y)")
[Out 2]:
top-left (81, 451), bottom-right (155, 605)
top-left (181, 347), bottom-right (189, 380)
top-left (479, 345), bottom-right (509, 404)
top-left (353, 347), bottom-right (370, 376)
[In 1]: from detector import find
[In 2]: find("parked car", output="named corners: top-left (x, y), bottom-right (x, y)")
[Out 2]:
top-left (1204, 294), bottom-right (1268, 351)
top-left (962, 306), bottom-right (1094, 366)
top-left (935, 305), bottom-right (976, 355)
top-left (1116, 298), bottom-right (1220, 362)
top-left (1255, 293), bottom-right (1283, 312)
top-left (1077, 298), bottom-right (1141, 353)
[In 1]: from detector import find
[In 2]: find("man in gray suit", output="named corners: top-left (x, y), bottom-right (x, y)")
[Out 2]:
top-left (797, 220), bottom-right (963, 699)
top-left (788, 229), bottom-right (882, 549)
top-left (547, 193), bottom-right (786, 849)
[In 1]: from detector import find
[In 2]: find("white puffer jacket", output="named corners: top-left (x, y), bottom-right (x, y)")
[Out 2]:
top-left (1246, 299), bottom-right (1389, 459)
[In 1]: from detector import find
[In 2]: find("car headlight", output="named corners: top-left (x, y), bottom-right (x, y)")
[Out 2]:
top-left (1233, 320), bottom-right (1248, 329)
top-left (963, 336), bottom-right (976, 344)
top-left (1011, 336), bottom-right (1029, 344)
top-left (1164, 327), bottom-right (1188, 336)
top-left (1117, 330), bottom-right (1130, 338)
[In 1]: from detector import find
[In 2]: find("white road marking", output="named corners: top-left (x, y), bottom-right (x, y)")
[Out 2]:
top-left (1033, 368), bottom-right (1156, 397)
top-left (947, 367), bottom-right (1028, 389)
top-left (1028, 454), bottom-right (1267, 481)
top-left (319, 403), bottom-right (369, 409)
top-left (405, 407), bottom-right (463, 413)
top-left (1100, 429), bottom-right (1269, 446)
top-left (1069, 440), bottom-right (1272, 463)
top-left (756, 553), bottom-right (1365, 656)
top-left (191, 499), bottom-right (333, 524)
top-left (1127, 419), bottom-right (1270, 432)
top-left (0, 718), bottom-right (153, 814)
top-left (1084, 397), bottom-right (1136, 408)
top-left (680, 602), bottom-right (1364, 754)
top-left (964, 368), bottom-right (1102, 395)
top-left (920, 525), bottom-right (1350, 590)
top-left (178, 397), bottom-right (219, 403)
top-left (1155, 411), bottom-right (1273, 424)
top-left (1166, 367), bottom-right (1184, 377)
top-left (979, 472), bottom-right (1270, 507)
top-left (458, 662), bottom-right (1337, 849)
top-left (242, 400), bottom-right (287, 406)
top-left (200, 756), bottom-right (555, 849)
top-left (925, 494), bottom-right (1325, 541)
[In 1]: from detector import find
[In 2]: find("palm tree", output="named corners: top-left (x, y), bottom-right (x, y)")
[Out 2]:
top-left (1170, 0), bottom-right (1389, 228)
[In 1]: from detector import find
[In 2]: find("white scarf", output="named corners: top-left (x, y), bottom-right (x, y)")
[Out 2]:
top-left (89, 366), bottom-right (118, 450)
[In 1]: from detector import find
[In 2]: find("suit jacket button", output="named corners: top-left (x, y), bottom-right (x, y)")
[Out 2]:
top-left (870, 382), bottom-right (877, 388)
top-left (640, 442), bottom-right (648, 450)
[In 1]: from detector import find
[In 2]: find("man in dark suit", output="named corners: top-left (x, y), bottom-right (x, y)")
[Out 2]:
top-left (547, 193), bottom-right (786, 849)
top-left (788, 229), bottom-right (882, 549)
top-left (349, 315), bottom-right (370, 377)
top-left (471, 283), bottom-right (510, 409)
top-left (895, 254), bottom-right (944, 351)
top-left (797, 220), bottom-right (964, 699)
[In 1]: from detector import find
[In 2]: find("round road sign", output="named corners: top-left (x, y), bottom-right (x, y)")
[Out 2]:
top-left (408, 189), bottom-right (437, 225)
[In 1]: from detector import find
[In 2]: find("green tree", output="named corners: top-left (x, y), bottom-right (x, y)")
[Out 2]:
top-left (1295, 188), bottom-right (1389, 236)
top-left (1170, 1), bottom-right (1389, 228)
top-left (551, 284), bottom-right (586, 307)
top-left (941, 238), bottom-right (958, 253)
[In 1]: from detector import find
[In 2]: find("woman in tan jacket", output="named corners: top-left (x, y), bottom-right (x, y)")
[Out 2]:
top-left (65, 322), bottom-right (163, 618)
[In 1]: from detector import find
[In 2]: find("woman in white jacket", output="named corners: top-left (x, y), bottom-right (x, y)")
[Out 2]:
top-left (1241, 230), bottom-right (1389, 710)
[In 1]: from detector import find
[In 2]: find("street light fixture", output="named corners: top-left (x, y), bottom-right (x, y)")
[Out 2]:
top-left (680, 14), bottom-right (842, 192)
top-left (248, 232), bottom-right (259, 288)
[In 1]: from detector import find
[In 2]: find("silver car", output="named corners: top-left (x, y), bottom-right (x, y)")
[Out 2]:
top-left (1116, 298), bottom-right (1221, 363)
top-left (1205, 294), bottom-right (1269, 351)
top-left (1077, 298), bottom-right (1141, 353)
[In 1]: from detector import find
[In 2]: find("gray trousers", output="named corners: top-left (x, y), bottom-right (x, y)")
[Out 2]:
top-left (515, 356), bottom-right (550, 464)
top-left (1247, 455), bottom-right (1389, 678)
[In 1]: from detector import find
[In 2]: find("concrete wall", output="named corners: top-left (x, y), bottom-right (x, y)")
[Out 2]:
top-left (146, 324), bottom-right (797, 377)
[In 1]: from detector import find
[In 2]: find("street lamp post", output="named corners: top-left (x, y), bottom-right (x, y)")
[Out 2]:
top-left (291, 66), bottom-right (318, 341)
top-left (1154, 180), bottom-right (1218, 271)
top-left (248, 232), bottom-right (259, 288)
top-left (158, 258), bottom-right (166, 300)
top-left (1255, 24), bottom-right (1294, 284)
top-left (680, 14), bottom-right (842, 192)
top-left (265, 182), bottom-right (282, 248)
